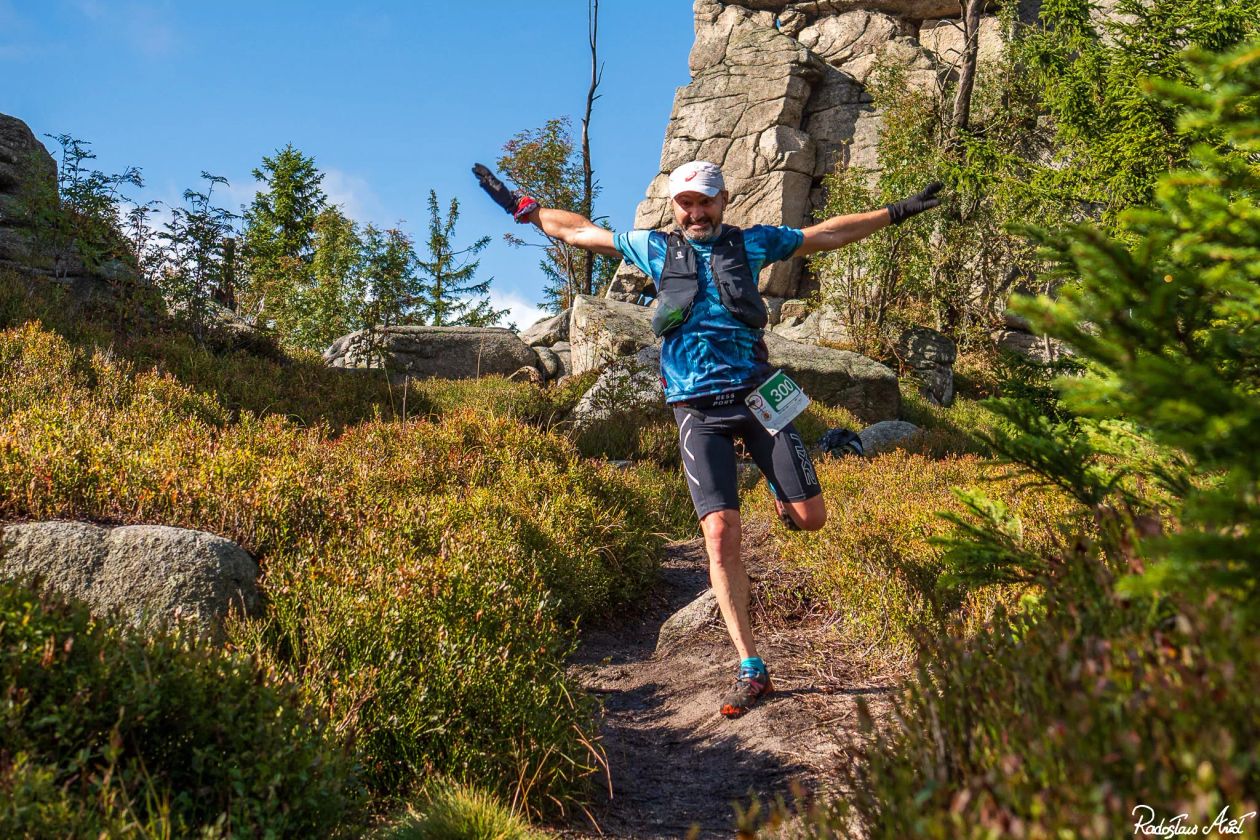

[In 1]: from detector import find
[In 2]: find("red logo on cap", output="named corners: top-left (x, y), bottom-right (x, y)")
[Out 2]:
top-left (684, 170), bottom-right (698, 181)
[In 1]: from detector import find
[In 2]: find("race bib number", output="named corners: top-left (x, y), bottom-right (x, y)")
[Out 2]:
top-left (745, 369), bottom-right (809, 436)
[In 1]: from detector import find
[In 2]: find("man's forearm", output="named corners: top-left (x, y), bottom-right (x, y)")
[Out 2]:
top-left (811, 208), bottom-right (890, 249)
top-left (527, 207), bottom-right (618, 255)
top-left (531, 207), bottom-right (590, 242)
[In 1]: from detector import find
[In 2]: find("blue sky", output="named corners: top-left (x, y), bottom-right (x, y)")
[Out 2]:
top-left (1, 1), bottom-right (697, 328)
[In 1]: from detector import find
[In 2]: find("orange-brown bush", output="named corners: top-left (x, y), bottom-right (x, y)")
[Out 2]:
top-left (743, 450), bottom-right (1083, 670)
top-left (0, 321), bottom-right (692, 815)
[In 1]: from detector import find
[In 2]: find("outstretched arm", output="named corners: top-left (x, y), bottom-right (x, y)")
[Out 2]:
top-left (792, 182), bottom-right (943, 258)
top-left (521, 206), bottom-right (619, 257)
top-left (794, 208), bottom-right (890, 257)
top-left (472, 162), bottom-right (619, 257)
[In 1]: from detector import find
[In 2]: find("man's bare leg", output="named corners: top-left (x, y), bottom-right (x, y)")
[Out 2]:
top-left (700, 508), bottom-right (757, 660)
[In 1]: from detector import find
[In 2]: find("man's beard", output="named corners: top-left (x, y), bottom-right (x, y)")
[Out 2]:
top-left (682, 221), bottom-right (720, 243)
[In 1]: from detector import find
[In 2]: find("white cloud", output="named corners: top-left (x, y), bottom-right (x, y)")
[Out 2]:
top-left (488, 289), bottom-right (549, 332)
top-left (321, 167), bottom-right (385, 225)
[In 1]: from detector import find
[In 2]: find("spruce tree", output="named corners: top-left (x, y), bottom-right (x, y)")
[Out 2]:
top-left (412, 190), bottom-right (507, 328)
top-left (239, 144), bottom-right (327, 335)
top-left (945, 40), bottom-right (1260, 618)
top-left (302, 206), bottom-right (365, 352)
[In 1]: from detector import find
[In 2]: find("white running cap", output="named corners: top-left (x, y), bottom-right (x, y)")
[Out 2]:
top-left (668, 161), bottom-right (725, 198)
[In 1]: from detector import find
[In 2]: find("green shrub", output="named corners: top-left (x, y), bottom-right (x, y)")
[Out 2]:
top-left (380, 778), bottom-right (548, 840)
top-left (813, 41), bottom-right (1260, 838)
top-left (0, 321), bottom-right (689, 814)
top-left (743, 451), bottom-right (1082, 670)
top-left (833, 586), bottom-right (1260, 838)
top-left (0, 579), bottom-right (363, 837)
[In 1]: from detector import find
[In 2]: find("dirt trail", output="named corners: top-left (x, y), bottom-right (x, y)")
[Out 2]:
top-left (556, 536), bottom-right (895, 839)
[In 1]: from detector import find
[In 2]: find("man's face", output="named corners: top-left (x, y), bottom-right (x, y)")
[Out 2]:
top-left (671, 190), bottom-right (728, 242)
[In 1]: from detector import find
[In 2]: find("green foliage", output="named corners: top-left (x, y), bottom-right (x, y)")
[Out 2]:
top-left (497, 118), bottom-right (616, 312)
top-left (825, 41), bottom-right (1260, 838)
top-left (1020, 0), bottom-right (1260, 222)
top-left (239, 144), bottom-right (328, 336)
top-left (19, 134), bottom-right (142, 280)
top-left (834, 590), bottom-right (1260, 838)
top-left (303, 206), bottom-right (368, 351)
top-left (157, 172), bottom-right (238, 338)
top-left (994, 41), bottom-right (1260, 609)
top-left (360, 224), bottom-right (420, 333)
top-left (811, 0), bottom-right (1257, 358)
top-left (0, 320), bottom-right (689, 815)
top-left (412, 190), bottom-right (508, 327)
top-left (0, 579), bottom-right (363, 837)
top-left (380, 779), bottom-right (548, 840)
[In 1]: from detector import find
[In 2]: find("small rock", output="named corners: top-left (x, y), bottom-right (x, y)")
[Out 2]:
top-left (655, 589), bottom-right (719, 654)
top-left (858, 420), bottom-right (923, 455)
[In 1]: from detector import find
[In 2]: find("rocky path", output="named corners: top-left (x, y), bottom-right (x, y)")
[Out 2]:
top-left (555, 536), bottom-right (895, 839)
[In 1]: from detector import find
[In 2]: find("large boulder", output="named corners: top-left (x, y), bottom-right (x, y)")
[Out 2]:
top-left (0, 521), bottom-right (259, 639)
top-left (519, 309), bottom-right (570, 347)
top-left (569, 294), bottom-right (657, 376)
top-left (570, 345), bottom-right (667, 430)
top-left (763, 330), bottom-right (899, 421)
top-left (324, 325), bottom-right (541, 380)
top-left (0, 113), bottom-right (57, 270)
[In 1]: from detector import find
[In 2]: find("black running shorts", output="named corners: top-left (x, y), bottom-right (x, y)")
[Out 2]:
top-left (671, 403), bottom-right (821, 521)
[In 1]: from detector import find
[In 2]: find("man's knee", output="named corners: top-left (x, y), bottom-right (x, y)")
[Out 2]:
top-left (700, 508), bottom-right (741, 555)
top-left (785, 496), bottom-right (826, 531)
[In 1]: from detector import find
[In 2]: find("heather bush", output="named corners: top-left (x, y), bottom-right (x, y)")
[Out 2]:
top-left (0, 320), bottom-right (691, 815)
top-left (0, 579), bottom-right (362, 836)
top-left (744, 451), bottom-right (1082, 670)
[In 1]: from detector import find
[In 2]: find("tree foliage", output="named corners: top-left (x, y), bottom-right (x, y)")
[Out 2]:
top-left (413, 190), bottom-right (507, 327)
top-left (239, 144), bottom-right (327, 334)
top-left (498, 118), bottom-right (616, 312)
top-left (811, 0), bottom-right (1259, 357)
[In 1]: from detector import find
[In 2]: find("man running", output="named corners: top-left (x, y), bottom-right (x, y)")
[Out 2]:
top-left (475, 160), bottom-right (941, 717)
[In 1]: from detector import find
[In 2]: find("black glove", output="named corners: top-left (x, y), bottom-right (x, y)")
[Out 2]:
top-left (886, 181), bottom-right (943, 225)
top-left (472, 163), bottom-right (539, 223)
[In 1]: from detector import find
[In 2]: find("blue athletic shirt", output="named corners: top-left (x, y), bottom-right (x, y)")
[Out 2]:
top-left (614, 225), bottom-right (804, 403)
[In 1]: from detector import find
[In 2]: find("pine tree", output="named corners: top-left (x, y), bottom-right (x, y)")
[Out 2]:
top-left (239, 144), bottom-right (327, 334)
top-left (360, 224), bottom-right (417, 331)
top-left (412, 190), bottom-right (507, 327)
top-left (301, 206), bottom-right (365, 352)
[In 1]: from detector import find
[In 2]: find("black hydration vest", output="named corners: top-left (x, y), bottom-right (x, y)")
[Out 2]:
top-left (649, 225), bottom-right (769, 338)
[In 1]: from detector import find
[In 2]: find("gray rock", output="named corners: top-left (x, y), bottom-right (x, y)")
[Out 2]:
top-left (0, 113), bottom-right (56, 196)
top-left (858, 420), bottom-right (923, 455)
top-left (569, 294), bottom-right (657, 376)
top-left (0, 520), bottom-right (259, 640)
top-left (533, 345), bottom-right (561, 380)
top-left (919, 16), bottom-right (1005, 70)
top-left (898, 325), bottom-right (956, 406)
top-left (570, 345), bottom-right (666, 430)
top-left (763, 330), bottom-right (899, 421)
top-left (994, 329), bottom-right (1073, 364)
top-left (519, 309), bottom-right (569, 347)
top-left (655, 588), bottom-right (719, 654)
top-left (741, 0), bottom-right (970, 20)
top-left (324, 325), bottom-right (541, 380)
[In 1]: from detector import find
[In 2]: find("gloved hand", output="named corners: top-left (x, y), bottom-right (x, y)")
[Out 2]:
top-left (472, 163), bottom-right (539, 223)
top-left (886, 181), bottom-right (943, 225)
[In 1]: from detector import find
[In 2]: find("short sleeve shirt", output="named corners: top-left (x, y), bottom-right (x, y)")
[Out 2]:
top-left (614, 225), bottom-right (803, 403)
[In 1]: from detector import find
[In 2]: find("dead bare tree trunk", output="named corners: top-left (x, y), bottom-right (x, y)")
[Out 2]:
top-left (580, 0), bottom-right (603, 297)
top-left (950, 0), bottom-right (984, 144)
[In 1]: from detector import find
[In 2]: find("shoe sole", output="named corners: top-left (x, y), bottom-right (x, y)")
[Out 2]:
top-left (720, 681), bottom-right (773, 718)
